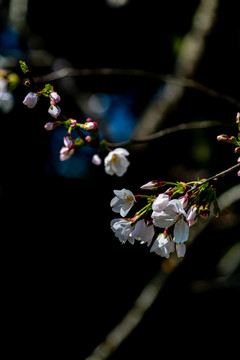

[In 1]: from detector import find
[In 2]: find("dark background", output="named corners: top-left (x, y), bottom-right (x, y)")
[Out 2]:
top-left (1, 0), bottom-right (240, 358)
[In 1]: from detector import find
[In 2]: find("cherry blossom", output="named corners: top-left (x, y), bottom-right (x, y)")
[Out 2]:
top-left (0, 91), bottom-right (14, 113)
top-left (152, 199), bottom-right (189, 244)
top-left (150, 233), bottom-right (175, 258)
top-left (151, 193), bottom-right (169, 213)
top-left (110, 218), bottom-right (134, 244)
top-left (104, 148), bottom-right (130, 176)
top-left (110, 188), bottom-right (136, 217)
top-left (130, 219), bottom-right (155, 246)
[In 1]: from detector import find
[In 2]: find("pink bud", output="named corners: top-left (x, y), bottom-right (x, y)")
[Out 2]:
top-left (217, 134), bottom-right (229, 142)
top-left (84, 121), bottom-right (98, 131)
top-left (187, 205), bottom-right (198, 226)
top-left (92, 154), bottom-right (102, 165)
top-left (23, 92), bottom-right (38, 108)
top-left (86, 117), bottom-right (92, 122)
top-left (140, 180), bottom-right (158, 190)
top-left (85, 135), bottom-right (92, 143)
top-left (70, 119), bottom-right (77, 127)
top-left (44, 122), bottom-right (54, 130)
top-left (179, 194), bottom-right (189, 209)
top-left (50, 91), bottom-right (61, 103)
top-left (63, 136), bottom-right (73, 148)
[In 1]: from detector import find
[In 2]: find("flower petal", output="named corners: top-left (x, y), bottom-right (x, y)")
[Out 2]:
top-left (152, 211), bottom-right (177, 228)
top-left (173, 218), bottom-right (189, 243)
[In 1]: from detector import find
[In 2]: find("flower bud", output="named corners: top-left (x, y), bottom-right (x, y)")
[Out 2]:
top-left (236, 112), bottom-right (240, 124)
top-left (217, 134), bottom-right (229, 142)
top-left (92, 154), bottom-right (102, 165)
top-left (199, 204), bottom-right (210, 219)
top-left (84, 121), bottom-right (98, 131)
top-left (23, 92), bottom-right (38, 108)
top-left (44, 121), bottom-right (60, 130)
top-left (178, 194), bottom-right (189, 209)
top-left (140, 180), bottom-right (158, 190)
top-left (70, 119), bottom-right (77, 127)
top-left (85, 135), bottom-right (92, 143)
top-left (50, 91), bottom-right (61, 103)
top-left (44, 122), bottom-right (54, 130)
top-left (48, 104), bottom-right (61, 118)
top-left (186, 204), bottom-right (198, 224)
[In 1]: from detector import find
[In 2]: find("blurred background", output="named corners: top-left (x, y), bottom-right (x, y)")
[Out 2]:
top-left (0, 0), bottom-right (240, 358)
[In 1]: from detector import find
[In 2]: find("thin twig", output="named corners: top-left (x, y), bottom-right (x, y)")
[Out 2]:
top-left (32, 68), bottom-right (240, 109)
top-left (107, 120), bottom-right (232, 148)
top-left (200, 162), bottom-right (240, 184)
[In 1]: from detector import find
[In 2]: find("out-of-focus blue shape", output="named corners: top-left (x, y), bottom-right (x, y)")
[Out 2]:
top-left (0, 26), bottom-right (22, 56)
top-left (105, 93), bottom-right (137, 142)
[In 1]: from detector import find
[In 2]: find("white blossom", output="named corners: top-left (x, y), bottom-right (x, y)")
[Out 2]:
top-left (150, 233), bottom-right (175, 258)
top-left (0, 91), bottom-right (14, 113)
top-left (152, 193), bottom-right (169, 213)
top-left (130, 219), bottom-right (155, 246)
top-left (104, 148), bottom-right (130, 176)
top-left (110, 218), bottom-right (134, 244)
top-left (110, 189), bottom-right (135, 217)
top-left (152, 199), bottom-right (189, 244)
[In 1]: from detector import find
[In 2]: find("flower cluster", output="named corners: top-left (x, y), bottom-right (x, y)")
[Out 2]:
top-left (217, 112), bottom-right (240, 177)
top-left (20, 61), bottom-right (130, 176)
top-left (110, 180), bottom-right (220, 259)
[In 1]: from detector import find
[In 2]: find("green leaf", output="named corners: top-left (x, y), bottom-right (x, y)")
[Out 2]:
top-left (19, 60), bottom-right (30, 74)
top-left (41, 84), bottom-right (54, 97)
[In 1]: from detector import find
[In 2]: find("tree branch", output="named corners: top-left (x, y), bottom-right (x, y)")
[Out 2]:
top-left (84, 183), bottom-right (240, 360)
top-left (32, 68), bottom-right (240, 109)
top-left (107, 119), bottom-right (232, 148)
